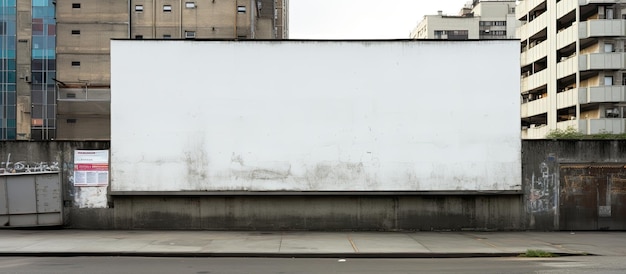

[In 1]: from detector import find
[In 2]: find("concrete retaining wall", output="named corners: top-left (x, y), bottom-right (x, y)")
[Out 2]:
top-left (111, 195), bottom-right (523, 231)
top-left (2, 140), bottom-right (625, 230)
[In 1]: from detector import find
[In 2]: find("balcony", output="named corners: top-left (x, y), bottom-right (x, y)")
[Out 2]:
top-left (521, 69), bottom-right (548, 92)
top-left (57, 88), bottom-right (109, 115)
top-left (557, 0), bottom-right (577, 19)
top-left (579, 0), bottom-right (619, 6)
top-left (517, 12), bottom-right (548, 40)
top-left (556, 24), bottom-right (577, 50)
top-left (578, 52), bottom-right (625, 71)
top-left (579, 19), bottom-right (626, 39)
top-left (56, 87), bottom-right (110, 140)
top-left (521, 97), bottom-right (548, 118)
top-left (523, 117), bottom-right (626, 139)
top-left (521, 40), bottom-right (547, 66)
top-left (580, 118), bottom-right (626, 134)
top-left (557, 55), bottom-right (578, 79)
top-left (557, 88), bottom-right (578, 109)
top-left (557, 119), bottom-right (580, 130)
top-left (578, 85), bottom-right (626, 103)
top-left (522, 124), bottom-right (550, 139)
top-left (516, 0), bottom-right (546, 21)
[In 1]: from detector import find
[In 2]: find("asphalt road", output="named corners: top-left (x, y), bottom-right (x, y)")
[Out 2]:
top-left (1, 256), bottom-right (626, 274)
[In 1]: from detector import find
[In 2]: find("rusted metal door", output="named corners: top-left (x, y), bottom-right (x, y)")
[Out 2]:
top-left (560, 165), bottom-right (626, 230)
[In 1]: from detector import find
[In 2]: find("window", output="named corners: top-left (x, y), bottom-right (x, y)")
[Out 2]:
top-left (237, 6), bottom-right (246, 13)
top-left (184, 31), bottom-right (195, 38)
top-left (605, 43), bottom-right (614, 53)
top-left (163, 5), bottom-right (172, 12)
top-left (71, 61), bottom-right (80, 67)
top-left (135, 35), bottom-right (143, 39)
top-left (185, 2), bottom-right (196, 9)
top-left (605, 76), bottom-right (613, 86)
top-left (71, 30), bottom-right (80, 35)
top-left (607, 7), bottom-right (614, 19)
top-left (72, 3), bottom-right (80, 8)
top-left (487, 30), bottom-right (506, 36)
top-left (163, 34), bottom-right (171, 39)
top-left (135, 5), bottom-right (143, 12)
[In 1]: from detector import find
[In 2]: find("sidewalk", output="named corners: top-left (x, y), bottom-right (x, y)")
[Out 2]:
top-left (1, 230), bottom-right (625, 258)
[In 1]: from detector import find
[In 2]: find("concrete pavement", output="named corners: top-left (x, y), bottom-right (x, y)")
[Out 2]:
top-left (1, 230), bottom-right (625, 258)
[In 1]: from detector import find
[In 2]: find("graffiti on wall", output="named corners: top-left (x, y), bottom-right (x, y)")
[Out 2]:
top-left (527, 156), bottom-right (557, 213)
top-left (0, 153), bottom-right (60, 174)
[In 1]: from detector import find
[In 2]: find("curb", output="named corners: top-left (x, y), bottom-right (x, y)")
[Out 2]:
top-left (0, 252), bottom-right (590, 258)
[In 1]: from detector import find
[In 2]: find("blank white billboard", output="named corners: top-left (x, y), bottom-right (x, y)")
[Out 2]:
top-left (110, 40), bottom-right (520, 192)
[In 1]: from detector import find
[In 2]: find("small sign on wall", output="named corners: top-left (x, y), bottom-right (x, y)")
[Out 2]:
top-left (599, 206), bottom-right (612, 217)
top-left (73, 150), bottom-right (109, 187)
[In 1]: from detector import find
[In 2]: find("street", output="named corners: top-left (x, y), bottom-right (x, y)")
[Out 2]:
top-left (1, 256), bottom-right (625, 274)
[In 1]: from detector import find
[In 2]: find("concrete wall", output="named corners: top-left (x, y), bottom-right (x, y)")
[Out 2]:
top-left (112, 194), bottom-right (523, 231)
top-left (1, 140), bottom-right (624, 231)
top-left (522, 140), bottom-right (626, 230)
top-left (0, 141), bottom-right (111, 228)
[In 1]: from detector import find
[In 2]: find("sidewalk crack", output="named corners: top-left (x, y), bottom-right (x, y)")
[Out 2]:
top-left (278, 232), bottom-right (283, 253)
top-left (347, 234), bottom-right (359, 253)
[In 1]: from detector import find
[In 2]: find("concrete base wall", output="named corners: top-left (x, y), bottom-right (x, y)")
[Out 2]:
top-left (65, 208), bottom-right (113, 229)
top-left (3, 140), bottom-right (626, 231)
top-left (105, 195), bottom-right (524, 231)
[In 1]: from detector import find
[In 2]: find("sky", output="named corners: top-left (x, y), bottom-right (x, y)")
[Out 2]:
top-left (288, 0), bottom-right (470, 39)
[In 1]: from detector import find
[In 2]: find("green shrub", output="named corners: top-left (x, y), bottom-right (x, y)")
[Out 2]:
top-left (545, 126), bottom-right (584, 139)
top-left (520, 249), bottom-right (557, 257)
top-left (546, 127), bottom-right (626, 139)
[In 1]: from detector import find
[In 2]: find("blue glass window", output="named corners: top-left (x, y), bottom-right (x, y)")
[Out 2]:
top-left (0, 72), bottom-right (16, 82)
top-left (6, 106), bottom-right (15, 119)
top-left (0, 36), bottom-right (16, 49)
top-left (33, 7), bottom-right (53, 18)
top-left (0, 8), bottom-right (16, 16)
top-left (3, 0), bottom-right (17, 7)
top-left (0, 21), bottom-right (15, 35)
top-left (33, 0), bottom-right (49, 7)
top-left (7, 128), bottom-right (15, 139)
top-left (32, 49), bottom-right (44, 58)
top-left (29, 0), bottom-right (56, 140)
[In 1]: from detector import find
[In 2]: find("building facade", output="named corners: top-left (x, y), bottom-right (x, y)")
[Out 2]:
top-left (410, 0), bottom-right (518, 40)
top-left (518, 0), bottom-right (626, 138)
top-left (1, 0), bottom-right (57, 140)
top-left (2, 0), bottom-right (288, 141)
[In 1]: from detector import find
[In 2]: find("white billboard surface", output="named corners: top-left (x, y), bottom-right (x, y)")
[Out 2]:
top-left (111, 40), bottom-right (520, 192)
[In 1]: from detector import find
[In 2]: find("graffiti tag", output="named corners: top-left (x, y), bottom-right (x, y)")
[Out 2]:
top-left (527, 162), bottom-right (557, 213)
top-left (0, 153), bottom-right (59, 174)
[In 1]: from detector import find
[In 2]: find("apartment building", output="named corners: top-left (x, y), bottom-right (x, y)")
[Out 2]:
top-left (519, 0), bottom-right (626, 138)
top-left (1, 0), bottom-right (288, 141)
top-left (410, 0), bottom-right (518, 40)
